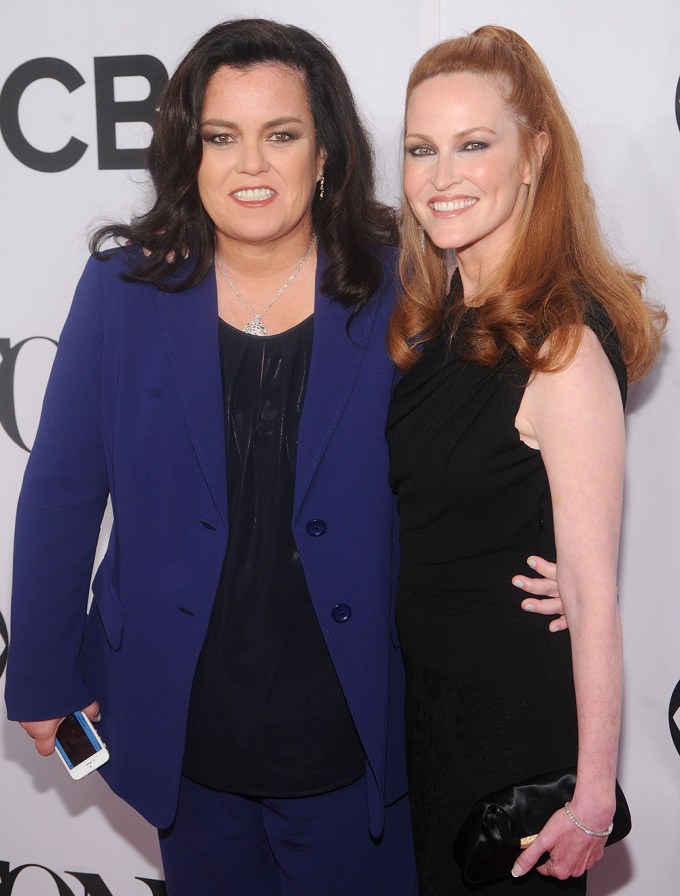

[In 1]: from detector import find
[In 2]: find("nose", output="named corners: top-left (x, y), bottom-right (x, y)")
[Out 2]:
top-left (236, 138), bottom-right (268, 175)
top-left (433, 153), bottom-right (461, 192)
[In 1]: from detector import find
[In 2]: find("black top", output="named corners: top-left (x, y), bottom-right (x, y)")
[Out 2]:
top-left (386, 285), bottom-right (626, 894)
top-left (183, 315), bottom-right (364, 797)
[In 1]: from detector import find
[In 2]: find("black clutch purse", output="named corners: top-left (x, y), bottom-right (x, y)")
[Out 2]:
top-left (452, 768), bottom-right (632, 885)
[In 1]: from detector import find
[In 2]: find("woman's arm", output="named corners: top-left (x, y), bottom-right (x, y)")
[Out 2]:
top-left (512, 327), bottom-right (624, 879)
top-left (5, 256), bottom-right (110, 725)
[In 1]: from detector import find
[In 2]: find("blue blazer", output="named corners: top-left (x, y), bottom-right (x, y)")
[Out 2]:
top-left (5, 246), bottom-right (406, 835)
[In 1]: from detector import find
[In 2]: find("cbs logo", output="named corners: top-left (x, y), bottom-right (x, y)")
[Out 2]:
top-left (0, 55), bottom-right (167, 172)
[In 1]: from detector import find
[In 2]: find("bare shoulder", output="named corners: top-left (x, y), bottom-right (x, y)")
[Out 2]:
top-left (516, 326), bottom-right (623, 450)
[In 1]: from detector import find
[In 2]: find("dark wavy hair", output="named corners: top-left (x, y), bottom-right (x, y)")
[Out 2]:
top-left (91, 18), bottom-right (397, 306)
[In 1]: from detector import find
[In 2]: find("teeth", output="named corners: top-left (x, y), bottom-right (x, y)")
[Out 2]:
top-left (433, 198), bottom-right (477, 212)
top-left (233, 188), bottom-right (275, 201)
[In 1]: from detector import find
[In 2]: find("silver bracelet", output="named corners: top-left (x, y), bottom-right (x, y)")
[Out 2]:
top-left (564, 801), bottom-right (614, 838)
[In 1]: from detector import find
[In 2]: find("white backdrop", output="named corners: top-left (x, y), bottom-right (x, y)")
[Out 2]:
top-left (1, 1), bottom-right (678, 893)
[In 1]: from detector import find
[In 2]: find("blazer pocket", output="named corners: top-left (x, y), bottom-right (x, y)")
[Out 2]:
top-left (90, 567), bottom-right (126, 651)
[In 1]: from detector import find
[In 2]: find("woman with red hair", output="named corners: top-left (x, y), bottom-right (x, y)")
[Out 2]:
top-left (388, 25), bottom-right (665, 895)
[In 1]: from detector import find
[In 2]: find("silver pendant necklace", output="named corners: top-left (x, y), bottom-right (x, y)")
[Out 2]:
top-left (215, 234), bottom-right (316, 336)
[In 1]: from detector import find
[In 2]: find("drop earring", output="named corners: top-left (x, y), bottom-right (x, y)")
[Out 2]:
top-left (419, 225), bottom-right (426, 254)
top-left (318, 175), bottom-right (325, 200)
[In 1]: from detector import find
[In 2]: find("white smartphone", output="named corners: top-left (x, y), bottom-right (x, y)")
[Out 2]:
top-left (54, 710), bottom-right (110, 779)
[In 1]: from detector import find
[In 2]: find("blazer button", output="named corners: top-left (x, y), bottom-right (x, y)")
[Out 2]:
top-left (306, 518), bottom-right (327, 537)
top-left (331, 603), bottom-right (352, 623)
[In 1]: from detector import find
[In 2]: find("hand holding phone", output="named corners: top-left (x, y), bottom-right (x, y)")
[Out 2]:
top-left (55, 710), bottom-right (110, 779)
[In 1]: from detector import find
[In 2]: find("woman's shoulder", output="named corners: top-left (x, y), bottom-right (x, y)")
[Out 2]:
top-left (524, 288), bottom-right (628, 404)
top-left (528, 309), bottom-right (627, 407)
top-left (84, 242), bottom-right (146, 282)
top-left (362, 243), bottom-right (400, 311)
top-left (581, 294), bottom-right (616, 343)
top-left (580, 295), bottom-right (627, 404)
top-left (83, 243), bottom-right (204, 296)
top-left (370, 243), bottom-right (399, 289)
top-left (72, 244), bottom-right (164, 322)
top-left (374, 243), bottom-right (399, 265)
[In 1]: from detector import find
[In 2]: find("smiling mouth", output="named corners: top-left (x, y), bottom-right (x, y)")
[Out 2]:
top-left (232, 188), bottom-right (275, 201)
top-left (431, 198), bottom-right (477, 212)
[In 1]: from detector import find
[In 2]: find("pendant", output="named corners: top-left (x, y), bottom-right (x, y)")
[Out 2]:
top-left (243, 315), bottom-right (267, 336)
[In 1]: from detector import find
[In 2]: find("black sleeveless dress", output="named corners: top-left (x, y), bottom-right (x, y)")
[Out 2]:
top-left (386, 300), bottom-right (625, 895)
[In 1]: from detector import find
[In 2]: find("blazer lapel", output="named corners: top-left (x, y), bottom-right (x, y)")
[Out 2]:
top-left (154, 267), bottom-right (227, 524)
top-left (294, 255), bottom-right (376, 512)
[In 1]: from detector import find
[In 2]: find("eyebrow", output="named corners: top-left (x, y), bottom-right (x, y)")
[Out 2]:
top-left (405, 126), bottom-right (497, 141)
top-left (200, 116), bottom-right (306, 128)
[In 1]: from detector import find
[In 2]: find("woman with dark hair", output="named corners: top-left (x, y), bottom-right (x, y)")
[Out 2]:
top-left (6, 19), bottom-right (415, 895)
top-left (387, 25), bottom-right (666, 895)
top-left (5, 18), bottom-right (562, 896)
top-left (95, 18), bottom-right (395, 307)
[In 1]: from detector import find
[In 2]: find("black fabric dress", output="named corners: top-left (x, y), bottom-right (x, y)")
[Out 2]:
top-left (386, 298), bottom-right (626, 895)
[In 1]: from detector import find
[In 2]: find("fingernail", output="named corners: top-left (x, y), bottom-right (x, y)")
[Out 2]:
top-left (94, 713), bottom-right (102, 723)
top-left (511, 864), bottom-right (522, 878)
top-left (512, 577), bottom-right (525, 588)
top-left (527, 557), bottom-right (537, 569)
top-left (523, 602), bottom-right (535, 612)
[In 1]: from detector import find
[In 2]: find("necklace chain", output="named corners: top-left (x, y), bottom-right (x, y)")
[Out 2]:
top-left (215, 234), bottom-right (316, 336)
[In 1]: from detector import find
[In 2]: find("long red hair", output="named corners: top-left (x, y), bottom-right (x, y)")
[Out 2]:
top-left (388, 25), bottom-right (666, 380)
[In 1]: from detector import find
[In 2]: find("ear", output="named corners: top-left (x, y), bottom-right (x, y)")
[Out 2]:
top-left (521, 131), bottom-right (549, 184)
top-left (533, 131), bottom-right (549, 165)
